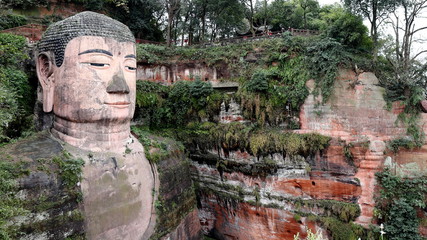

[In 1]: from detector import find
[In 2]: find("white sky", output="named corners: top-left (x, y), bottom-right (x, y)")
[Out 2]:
top-left (318, 0), bottom-right (340, 6)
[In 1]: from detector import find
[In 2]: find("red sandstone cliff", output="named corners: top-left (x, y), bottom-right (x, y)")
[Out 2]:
top-left (187, 68), bottom-right (427, 239)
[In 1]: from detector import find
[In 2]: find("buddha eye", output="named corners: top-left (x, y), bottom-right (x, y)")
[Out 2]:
top-left (90, 63), bottom-right (109, 67)
top-left (126, 66), bottom-right (136, 71)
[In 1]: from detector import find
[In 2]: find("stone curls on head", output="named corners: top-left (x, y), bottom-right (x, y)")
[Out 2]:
top-left (36, 11), bottom-right (135, 67)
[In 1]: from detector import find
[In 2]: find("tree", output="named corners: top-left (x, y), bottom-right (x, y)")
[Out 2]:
top-left (319, 5), bottom-right (372, 50)
top-left (207, 0), bottom-right (245, 40)
top-left (387, 0), bottom-right (427, 70)
top-left (343, 0), bottom-right (400, 60)
top-left (267, 0), bottom-right (297, 30)
top-left (242, 0), bottom-right (256, 37)
top-left (165, 0), bottom-right (181, 46)
top-left (0, 33), bottom-right (33, 143)
top-left (380, 0), bottom-right (427, 102)
top-left (266, 0), bottom-right (321, 31)
top-left (108, 0), bottom-right (164, 41)
top-left (295, 0), bottom-right (320, 29)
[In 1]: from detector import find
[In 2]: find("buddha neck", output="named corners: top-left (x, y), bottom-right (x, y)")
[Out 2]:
top-left (51, 116), bottom-right (131, 153)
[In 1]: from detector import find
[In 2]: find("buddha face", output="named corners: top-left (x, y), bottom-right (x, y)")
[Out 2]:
top-left (39, 36), bottom-right (137, 123)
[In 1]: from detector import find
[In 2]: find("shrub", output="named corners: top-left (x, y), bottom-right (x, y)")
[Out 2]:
top-left (0, 85), bottom-right (20, 143)
top-left (0, 14), bottom-right (27, 30)
top-left (0, 33), bottom-right (33, 144)
top-left (375, 169), bottom-right (427, 240)
top-left (246, 70), bottom-right (269, 93)
top-left (0, 33), bottom-right (28, 66)
top-left (177, 122), bottom-right (331, 158)
top-left (305, 37), bottom-right (349, 102)
top-left (1, 0), bottom-right (48, 9)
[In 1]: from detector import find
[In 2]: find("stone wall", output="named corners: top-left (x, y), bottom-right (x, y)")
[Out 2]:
top-left (137, 62), bottom-right (228, 85)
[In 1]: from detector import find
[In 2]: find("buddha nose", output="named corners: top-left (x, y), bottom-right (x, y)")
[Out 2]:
top-left (107, 70), bottom-right (130, 94)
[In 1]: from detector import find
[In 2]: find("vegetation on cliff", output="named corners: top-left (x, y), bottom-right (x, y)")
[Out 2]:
top-left (136, 33), bottom-right (371, 127)
top-left (0, 145), bottom-right (85, 239)
top-left (131, 127), bottom-right (197, 240)
top-left (375, 169), bottom-right (427, 240)
top-left (0, 33), bottom-right (35, 144)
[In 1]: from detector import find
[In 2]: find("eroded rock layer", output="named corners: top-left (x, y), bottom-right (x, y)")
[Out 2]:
top-left (188, 69), bottom-right (427, 239)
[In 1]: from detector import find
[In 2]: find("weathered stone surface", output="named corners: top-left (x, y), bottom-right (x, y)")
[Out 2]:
top-left (11, 132), bottom-right (63, 161)
top-left (32, 11), bottom-right (162, 239)
top-left (2, 132), bottom-right (85, 239)
top-left (65, 136), bottom-right (156, 240)
top-left (137, 62), bottom-right (228, 85)
top-left (160, 209), bottom-right (202, 240)
top-left (134, 133), bottom-right (202, 240)
top-left (272, 179), bottom-right (360, 201)
top-left (187, 68), bottom-right (427, 238)
top-left (385, 145), bottom-right (427, 177)
top-left (298, 69), bottom-right (407, 141)
top-left (296, 68), bottom-right (427, 227)
top-left (199, 195), bottom-right (323, 240)
top-left (191, 148), bottom-right (360, 238)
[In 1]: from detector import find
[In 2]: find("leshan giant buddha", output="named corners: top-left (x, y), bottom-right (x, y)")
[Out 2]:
top-left (35, 11), bottom-right (157, 239)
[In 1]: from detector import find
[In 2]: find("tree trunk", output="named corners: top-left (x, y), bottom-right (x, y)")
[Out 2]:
top-left (200, 0), bottom-right (207, 42)
top-left (371, 0), bottom-right (378, 62)
top-left (167, 12), bottom-right (173, 46)
top-left (249, 0), bottom-right (255, 37)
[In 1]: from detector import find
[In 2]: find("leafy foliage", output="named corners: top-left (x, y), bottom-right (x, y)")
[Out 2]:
top-left (375, 169), bottom-right (427, 240)
top-left (131, 126), bottom-right (183, 164)
top-left (246, 70), bottom-right (269, 93)
top-left (135, 80), bottom-right (217, 127)
top-left (136, 32), bottom-right (371, 126)
top-left (304, 37), bottom-right (350, 102)
top-left (320, 217), bottom-right (364, 240)
top-left (0, 33), bottom-right (28, 66)
top-left (0, 14), bottom-right (27, 30)
top-left (379, 58), bottom-right (426, 146)
top-left (105, 0), bottom-right (164, 41)
top-left (0, 33), bottom-right (34, 144)
top-left (52, 155), bottom-right (85, 189)
top-left (175, 122), bottom-right (330, 159)
top-left (294, 229), bottom-right (327, 240)
top-left (1, 0), bottom-right (47, 9)
top-left (387, 137), bottom-right (418, 153)
top-left (319, 5), bottom-right (372, 51)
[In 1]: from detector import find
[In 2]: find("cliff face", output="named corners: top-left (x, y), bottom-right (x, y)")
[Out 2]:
top-left (150, 66), bottom-right (426, 239)
top-left (298, 69), bottom-right (408, 141)
top-left (131, 131), bottom-right (202, 240)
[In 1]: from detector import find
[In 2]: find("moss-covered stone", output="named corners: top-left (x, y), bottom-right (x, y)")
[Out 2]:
top-left (132, 127), bottom-right (200, 240)
top-left (0, 131), bottom-right (84, 239)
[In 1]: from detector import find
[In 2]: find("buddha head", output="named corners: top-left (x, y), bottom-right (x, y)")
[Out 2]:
top-left (36, 11), bottom-right (137, 125)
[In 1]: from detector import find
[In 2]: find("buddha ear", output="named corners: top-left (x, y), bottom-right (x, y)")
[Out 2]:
top-left (36, 52), bottom-right (55, 112)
